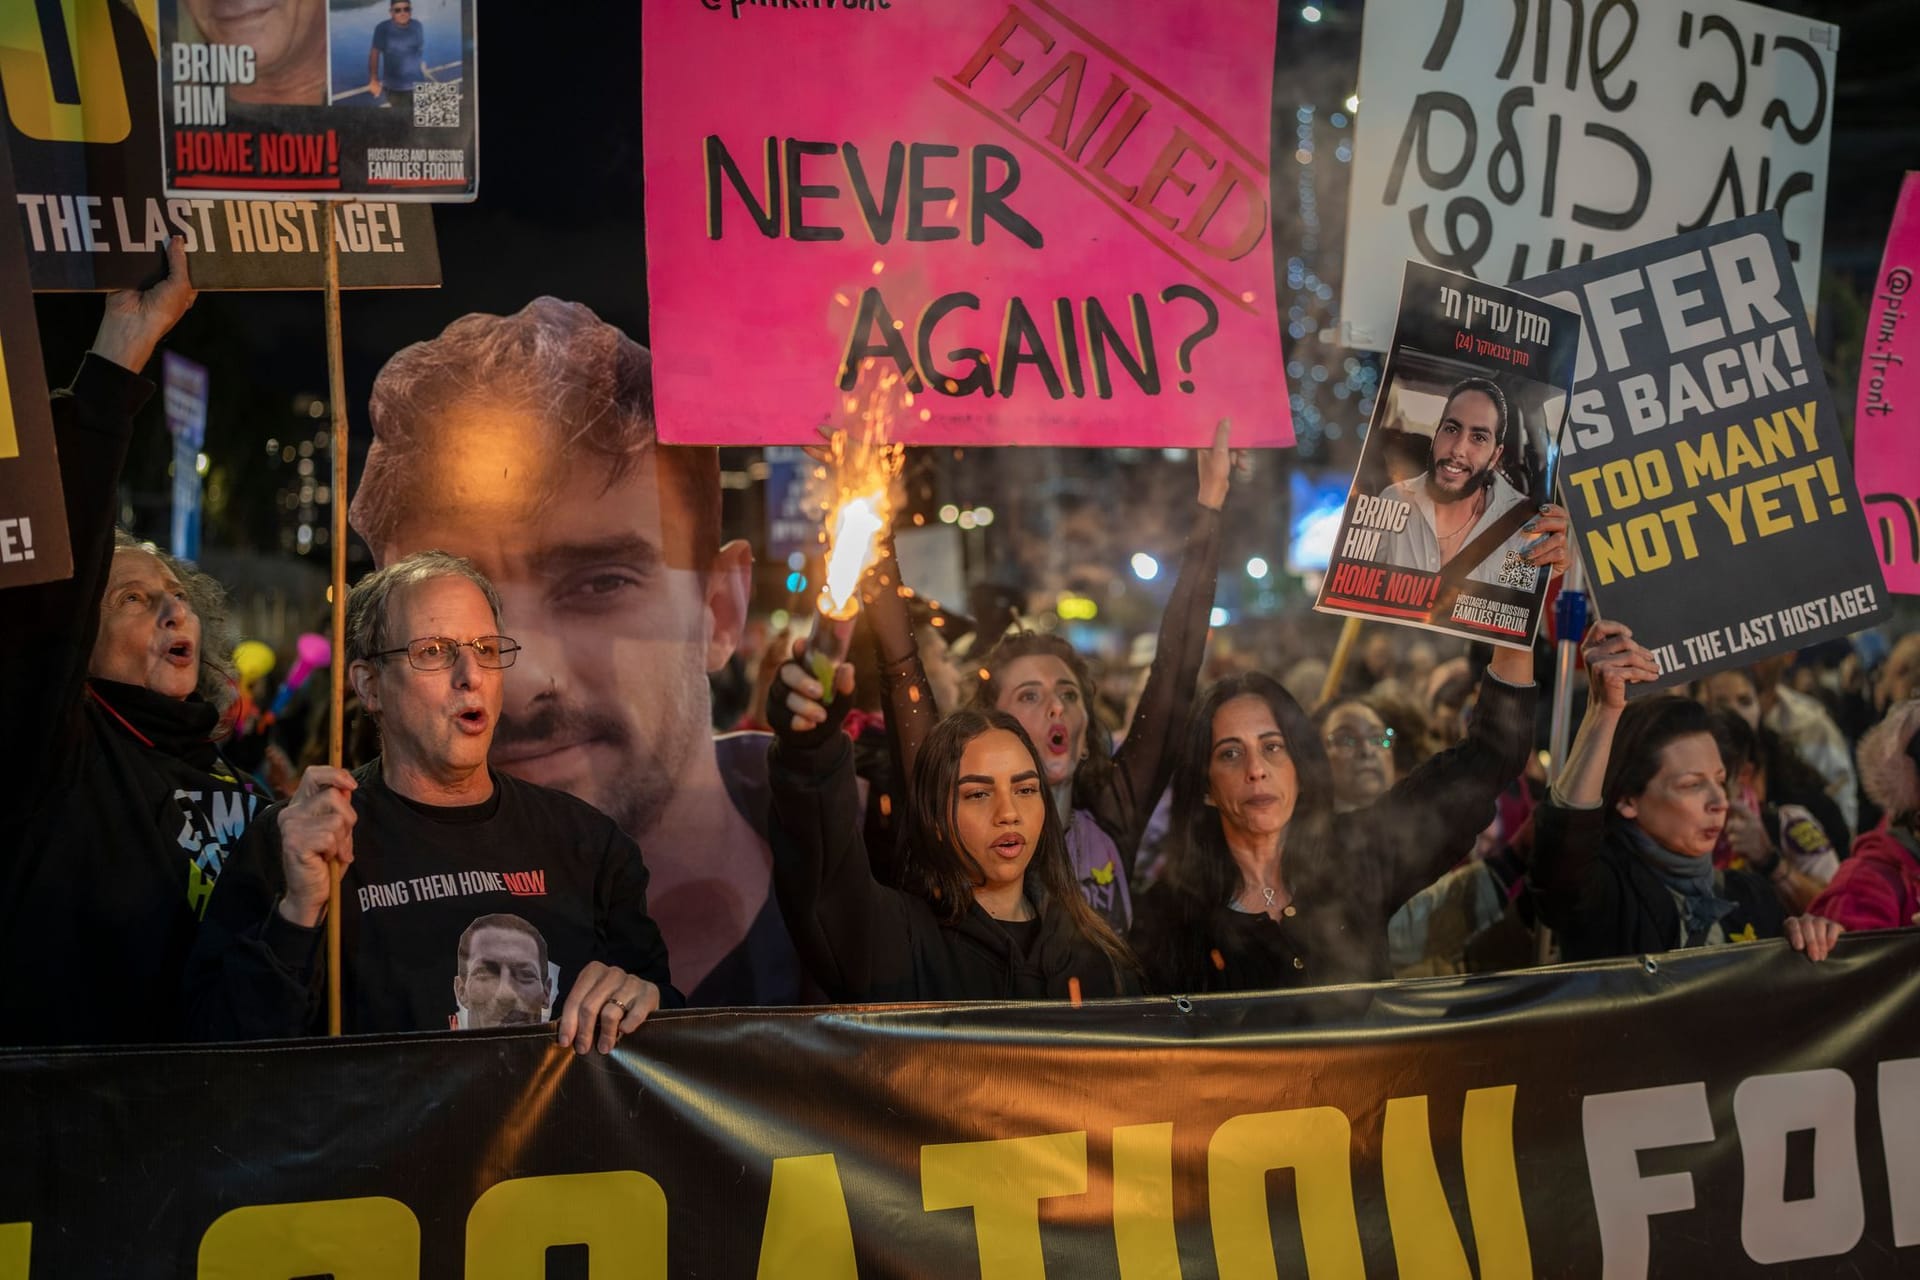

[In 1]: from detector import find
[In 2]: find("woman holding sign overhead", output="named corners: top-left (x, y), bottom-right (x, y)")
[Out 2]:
top-left (1126, 510), bottom-right (1572, 996)
top-left (1532, 621), bottom-right (1844, 964)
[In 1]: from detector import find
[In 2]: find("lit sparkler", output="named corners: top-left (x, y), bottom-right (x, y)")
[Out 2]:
top-left (806, 361), bottom-right (907, 702)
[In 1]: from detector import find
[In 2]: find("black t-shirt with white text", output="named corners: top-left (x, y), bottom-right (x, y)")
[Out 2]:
top-left (185, 762), bottom-right (679, 1039)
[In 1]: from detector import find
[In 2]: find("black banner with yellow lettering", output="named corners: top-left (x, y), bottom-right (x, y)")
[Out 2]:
top-left (3, 934), bottom-right (1919, 1277)
top-left (1522, 214), bottom-right (1890, 689)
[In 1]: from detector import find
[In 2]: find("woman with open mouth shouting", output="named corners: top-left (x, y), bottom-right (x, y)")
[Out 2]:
top-left (862, 420), bottom-right (1241, 937)
top-left (764, 644), bottom-right (1140, 1001)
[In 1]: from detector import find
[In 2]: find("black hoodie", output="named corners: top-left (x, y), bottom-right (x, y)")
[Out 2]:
top-left (767, 733), bottom-right (1139, 1002)
top-left (0, 357), bottom-right (264, 1047)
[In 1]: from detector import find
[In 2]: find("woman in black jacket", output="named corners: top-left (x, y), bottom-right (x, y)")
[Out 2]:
top-left (861, 422), bottom-right (1237, 934)
top-left (1128, 501), bottom-right (1575, 996)
top-left (1129, 647), bottom-right (1538, 995)
top-left (1533, 619), bottom-right (1843, 963)
top-left (767, 644), bottom-right (1140, 1002)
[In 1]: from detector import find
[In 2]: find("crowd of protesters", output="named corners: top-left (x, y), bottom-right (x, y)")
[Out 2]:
top-left (4, 247), bottom-right (1915, 1053)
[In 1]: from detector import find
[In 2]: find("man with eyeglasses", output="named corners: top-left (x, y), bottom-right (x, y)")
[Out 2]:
top-left (186, 551), bottom-right (680, 1051)
top-left (1316, 700), bottom-right (1398, 814)
top-left (350, 298), bottom-right (804, 1006)
top-left (366, 0), bottom-right (433, 114)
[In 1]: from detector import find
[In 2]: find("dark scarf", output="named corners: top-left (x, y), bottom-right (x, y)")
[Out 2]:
top-left (1623, 821), bottom-right (1736, 945)
top-left (87, 678), bottom-right (227, 769)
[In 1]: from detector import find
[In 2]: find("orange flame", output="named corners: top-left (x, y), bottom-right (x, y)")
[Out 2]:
top-left (813, 363), bottom-right (906, 619)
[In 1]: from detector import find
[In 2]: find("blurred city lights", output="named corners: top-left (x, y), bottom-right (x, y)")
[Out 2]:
top-left (1131, 553), bottom-right (1160, 582)
top-left (1247, 556), bottom-right (1270, 579)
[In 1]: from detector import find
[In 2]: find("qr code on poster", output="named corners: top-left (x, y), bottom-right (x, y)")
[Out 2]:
top-left (413, 82), bottom-right (461, 128)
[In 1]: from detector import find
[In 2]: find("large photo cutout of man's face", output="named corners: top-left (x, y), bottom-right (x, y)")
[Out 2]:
top-left (351, 298), bottom-right (797, 1006)
top-left (453, 913), bottom-right (554, 1028)
top-left (350, 299), bottom-right (750, 844)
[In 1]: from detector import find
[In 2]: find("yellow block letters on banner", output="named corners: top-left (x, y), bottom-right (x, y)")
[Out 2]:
top-left (0, 1223), bottom-right (28, 1280)
top-left (465, 1172), bottom-right (666, 1280)
top-left (1113, 1122), bottom-right (1181, 1280)
top-left (922, 1131), bottom-right (1089, 1280)
top-left (196, 1197), bottom-right (419, 1279)
top-left (757, 1154), bottom-right (858, 1280)
top-left (1383, 1087), bottom-right (1534, 1280)
top-left (1209, 1106), bottom-right (1364, 1280)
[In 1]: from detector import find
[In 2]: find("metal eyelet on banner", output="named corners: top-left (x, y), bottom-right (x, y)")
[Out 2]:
top-left (1174, 996), bottom-right (1193, 1014)
top-left (1642, 956), bottom-right (1660, 975)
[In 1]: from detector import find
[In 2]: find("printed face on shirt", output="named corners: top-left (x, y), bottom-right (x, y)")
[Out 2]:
top-left (1701, 670), bottom-right (1762, 732)
top-left (1617, 731), bottom-right (1729, 859)
top-left (995, 654), bottom-right (1088, 790)
top-left (1425, 389), bottom-right (1504, 505)
top-left (1207, 694), bottom-right (1298, 840)
top-left (355, 575), bottom-right (504, 780)
top-left (371, 404), bottom-right (746, 844)
top-left (91, 548), bottom-right (202, 700)
top-left (1321, 701), bottom-right (1396, 812)
top-left (455, 923), bottom-right (551, 1026)
top-left (951, 729), bottom-right (1048, 897)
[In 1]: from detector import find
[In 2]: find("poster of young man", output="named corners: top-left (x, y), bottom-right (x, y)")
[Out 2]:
top-left (1521, 213), bottom-right (1891, 687)
top-left (1314, 261), bottom-right (1579, 648)
top-left (1, 0), bottom-right (441, 289)
top-left (0, 139), bottom-right (66, 589)
top-left (156, 0), bottom-right (478, 202)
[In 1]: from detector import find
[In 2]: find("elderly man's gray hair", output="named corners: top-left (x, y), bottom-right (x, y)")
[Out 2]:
top-left (346, 550), bottom-right (504, 667)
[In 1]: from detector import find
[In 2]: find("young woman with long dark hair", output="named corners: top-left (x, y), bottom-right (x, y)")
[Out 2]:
top-left (1128, 634), bottom-right (1542, 994)
top-left (857, 423), bottom-right (1239, 934)
top-left (1125, 503), bottom-right (1575, 994)
top-left (766, 646), bottom-right (1139, 1001)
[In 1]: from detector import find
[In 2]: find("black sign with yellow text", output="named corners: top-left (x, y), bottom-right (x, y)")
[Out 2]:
top-left (3, 934), bottom-right (1919, 1276)
top-left (1522, 215), bottom-right (1889, 687)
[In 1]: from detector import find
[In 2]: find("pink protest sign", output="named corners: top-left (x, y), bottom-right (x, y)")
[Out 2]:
top-left (640, 1), bottom-right (1289, 447)
top-left (1859, 173), bottom-right (1920, 596)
